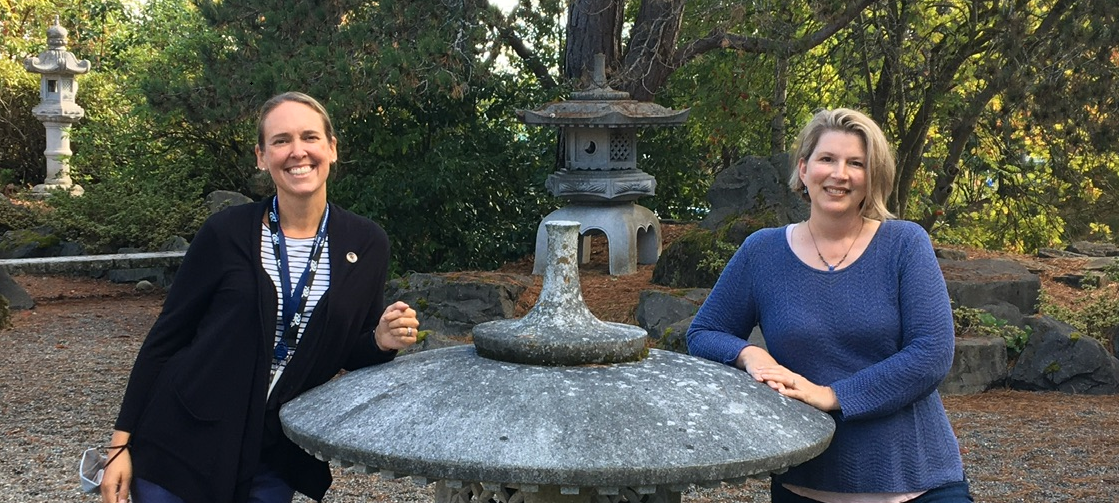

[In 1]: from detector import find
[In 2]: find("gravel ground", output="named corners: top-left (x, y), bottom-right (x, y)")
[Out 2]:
top-left (2, 276), bottom-right (1118, 503)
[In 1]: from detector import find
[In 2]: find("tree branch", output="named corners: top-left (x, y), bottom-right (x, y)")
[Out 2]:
top-left (475, 0), bottom-right (558, 89)
top-left (671, 31), bottom-right (786, 68)
top-left (498, 25), bottom-right (557, 89)
top-left (671, 0), bottom-right (878, 68)
top-left (916, 0), bottom-right (1075, 229)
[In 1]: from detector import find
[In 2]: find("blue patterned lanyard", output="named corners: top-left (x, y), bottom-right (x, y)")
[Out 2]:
top-left (268, 196), bottom-right (330, 363)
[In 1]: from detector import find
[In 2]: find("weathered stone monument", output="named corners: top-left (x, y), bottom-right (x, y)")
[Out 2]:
top-left (23, 17), bottom-right (89, 196)
top-left (519, 55), bottom-right (688, 275)
top-left (280, 221), bottom-right (834, 503)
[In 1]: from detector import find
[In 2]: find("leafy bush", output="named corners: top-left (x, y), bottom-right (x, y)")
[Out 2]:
top-left (1040, 289), bottom-right (1119, 351)
top-left (0, 59), bottom-right (46, 186)
top-left (0, 199), bottom-right (49, 233)
top-left (952, 305), bottom-right (1031, 360)
top-left (43, 170), bottom-right (207, 252)
top-left (1101, 259), bottom-right (1119, 283)
top-left (638, 127), bottom-right (711, 222)
top-left (331, 119), bottom-right (555, 274)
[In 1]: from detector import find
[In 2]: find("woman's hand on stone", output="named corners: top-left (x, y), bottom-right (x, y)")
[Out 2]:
top-left (751, 366), bottom-right (840, 412)
top-left (375, 301), bottom-right (419, 351)
top-left (736, 345), bottom-right (785, 389)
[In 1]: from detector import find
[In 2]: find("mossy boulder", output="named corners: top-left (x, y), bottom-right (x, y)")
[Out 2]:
top-left (384, 272), bottom-right (532, 351)
top-left (1008, 315), bottom-right (1119, 394)
top-left (0, 268), bottom-right (33, 310)
top-left (651, 228), bottom-right (723, 288)
top-left (0, 226), bottom-right (62, 259)
top-left (652, 211), bottom-right (779, 288)
top-left (701, 153), bottom-right (809, 231)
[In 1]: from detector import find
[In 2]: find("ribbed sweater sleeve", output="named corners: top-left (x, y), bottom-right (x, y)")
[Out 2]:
top-left (685, 237), bottom-right (758, 366)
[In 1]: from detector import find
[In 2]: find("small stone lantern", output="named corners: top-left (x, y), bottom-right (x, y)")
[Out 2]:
top-left (519, 54), bottom-right (688, 275)
top-left (23, 18), bottom-right (90, 196)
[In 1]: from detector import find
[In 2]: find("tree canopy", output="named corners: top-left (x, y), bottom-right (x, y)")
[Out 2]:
top-left (1, 0), bottom-right (1118, 269)
top-left (485, 0), bottom-right (1119, 250)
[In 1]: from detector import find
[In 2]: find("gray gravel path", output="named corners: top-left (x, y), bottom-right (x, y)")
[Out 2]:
top-left (1, 288), bottom-right (1117, 502)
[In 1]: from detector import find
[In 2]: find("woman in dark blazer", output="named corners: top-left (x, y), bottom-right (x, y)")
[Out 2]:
top-left (100, 92), bottom-right (419, 503)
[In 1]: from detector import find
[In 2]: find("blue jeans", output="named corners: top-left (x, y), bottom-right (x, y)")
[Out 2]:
top-left (771, 480), bottom-right (974, 503)
top-left (133, 466), bottom-right (295, 503)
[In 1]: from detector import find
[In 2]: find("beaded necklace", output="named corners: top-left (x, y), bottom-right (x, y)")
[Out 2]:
top-left (804, 218), bottom-right (864, 272)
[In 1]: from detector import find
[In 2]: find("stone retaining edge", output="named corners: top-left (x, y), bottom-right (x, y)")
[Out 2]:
top-left (0, 251), bottom-right (187, 275)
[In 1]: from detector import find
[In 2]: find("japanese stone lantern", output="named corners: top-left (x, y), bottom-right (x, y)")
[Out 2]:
top-left (519, 55), bottom-right (689, 275)
top-left (23, 18), bottom-right (90, 196)
top-left (280, 221), bottom-right (835, 503)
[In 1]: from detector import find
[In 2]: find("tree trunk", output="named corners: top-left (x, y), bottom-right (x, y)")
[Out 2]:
top-left (917, 76), bottom-right (1007, 230)
top-left (619, 0), bottom-right (686, 101)
top-left (770, 54), bottom-right (789, 155)
top-left (564, 0), bottom-right (624, 82)
top-left (560, 0), bottom-right (623, 170)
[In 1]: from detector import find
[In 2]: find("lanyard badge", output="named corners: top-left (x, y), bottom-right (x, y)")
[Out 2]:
top-left (268, 196), bottom-right (330, 363)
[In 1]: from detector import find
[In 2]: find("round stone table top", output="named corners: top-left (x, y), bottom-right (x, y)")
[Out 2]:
top-left (280, 345), bottom-right (835, 491)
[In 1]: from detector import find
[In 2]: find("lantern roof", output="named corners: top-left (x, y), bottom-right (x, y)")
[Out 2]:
top-left (24, 18), bottom-right (91, 76)
top-left (517, 55), bottom-right (689, 128)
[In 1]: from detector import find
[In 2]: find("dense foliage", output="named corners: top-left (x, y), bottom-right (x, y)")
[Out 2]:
top-left (0, 59), bottom-right (41, 186)
top-left (1, 0), bottom-right (1119, 271)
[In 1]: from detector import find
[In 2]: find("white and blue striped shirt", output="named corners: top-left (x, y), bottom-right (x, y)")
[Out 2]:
top-left (261, 224), bottom-right (331, 398)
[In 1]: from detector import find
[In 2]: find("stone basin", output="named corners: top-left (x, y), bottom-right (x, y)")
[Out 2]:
top-left (280, 221), bottom-right (834, 501)
top-left (280, 345), bottom-right (834, 491)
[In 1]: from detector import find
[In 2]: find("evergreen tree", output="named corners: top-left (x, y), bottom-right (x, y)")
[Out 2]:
top-left (144, 0), bottom-right (555, 271)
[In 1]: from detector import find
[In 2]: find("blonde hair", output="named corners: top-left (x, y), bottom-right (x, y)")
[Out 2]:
top-left (788, 108), bottom-right (896, 220)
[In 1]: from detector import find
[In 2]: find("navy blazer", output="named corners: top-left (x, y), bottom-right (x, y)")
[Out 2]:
top-left (115, 200), bottom-right (396, 502)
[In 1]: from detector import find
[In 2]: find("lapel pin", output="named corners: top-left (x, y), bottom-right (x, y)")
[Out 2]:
top-left (346, 252), bottom-right (358, 263)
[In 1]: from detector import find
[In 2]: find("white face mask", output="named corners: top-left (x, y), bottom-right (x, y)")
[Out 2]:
top-left (78, 447), bottom-right (105, 493)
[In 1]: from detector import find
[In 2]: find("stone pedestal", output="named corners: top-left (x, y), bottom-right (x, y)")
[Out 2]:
top-left (532, 204), bottom-right (661, 276)
top-left (33, 121), bottom-right (83, 195)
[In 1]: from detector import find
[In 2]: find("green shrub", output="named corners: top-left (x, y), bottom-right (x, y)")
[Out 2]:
top-left (1040, 289), bottom-right (1119, 350)
top-left (0, 59), bottom-right (45, 185)
top-left (0, 200), bottom-right (48, 233)
top-left (39, 59), bottom-right (212, 252)
top-left (952, 305), bottom-right (1031, 360)
top-left (43, 171), bottom-right (207, 252)
top-left (1101, 259), bottom-right (1119, 283)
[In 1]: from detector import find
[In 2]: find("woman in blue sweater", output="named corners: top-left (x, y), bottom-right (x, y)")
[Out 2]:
top-left (687, 108), bottom-right (972, 503)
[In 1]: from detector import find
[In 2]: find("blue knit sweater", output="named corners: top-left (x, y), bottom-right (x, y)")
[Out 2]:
top-left (686, 220), bottom-right (965, 493)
